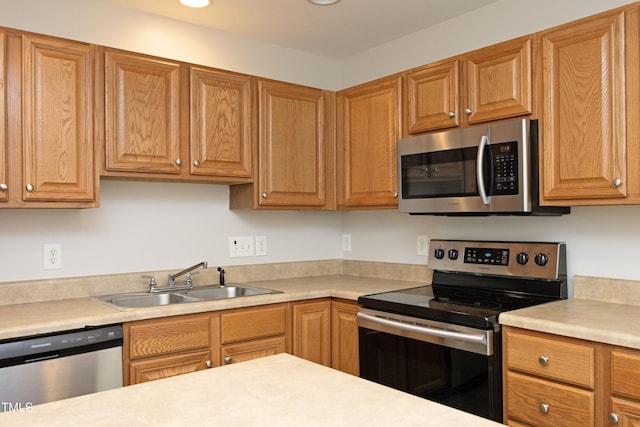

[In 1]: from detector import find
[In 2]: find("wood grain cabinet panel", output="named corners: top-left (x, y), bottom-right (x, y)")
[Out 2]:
top-left (292, 299), bottom-right (332, 367)
top-left (21, 33), bottom-right (96, 203)
top-left (104, 49), bottom-right (181, 174)
top-left (331, 300), bottom-right (359, 376)
top-left (220, 303), bottom-right (287, 344)
top-left (0, 30), bottom-right (6, 203)
top-left (539, 10), bottom-right (627, 204)
top-left (189, 67), bottom-right (252, 178)
top-left (337, 74), bottom-right (401, 209)
top-left (129, 349), bottom-right (211, 385)
top-left (406, 36), bottom-right (531, 134)
top-left (221, 336), bottom-right (286, 365)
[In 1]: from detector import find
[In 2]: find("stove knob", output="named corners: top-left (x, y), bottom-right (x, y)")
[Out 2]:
top-left (535, 253), bottom-right (549, 266)
top-left (517, 252), bottom-right (529, 265)
top-left (448, 249), bottom-right (459, 260)
top-left (434, 248), bottom-right (445, 259)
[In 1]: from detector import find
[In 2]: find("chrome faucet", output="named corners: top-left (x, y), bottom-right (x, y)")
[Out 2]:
top-left (167, 261), bottom-right (208, 287)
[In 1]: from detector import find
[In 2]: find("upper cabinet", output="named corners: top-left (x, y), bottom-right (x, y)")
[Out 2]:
top-left (229, 79), bottom-right (335, 210)
top-left (407, 36), bottom-right (532, 133)
top-left (100, 48), bottom-right (252, 183)
top-left (1, 30), bottom-right (97, 208)
top-left (337, 74), bottom-right (402, 209)
top-left (538, 8), bottom-right (639, 206)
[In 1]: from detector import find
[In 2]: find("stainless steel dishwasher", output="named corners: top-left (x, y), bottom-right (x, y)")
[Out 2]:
top-left (0, 324), bottom-right (123, 412)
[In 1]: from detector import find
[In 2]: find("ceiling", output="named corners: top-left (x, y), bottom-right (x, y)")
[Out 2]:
top-left (103, 0), bottom-right (500, 59)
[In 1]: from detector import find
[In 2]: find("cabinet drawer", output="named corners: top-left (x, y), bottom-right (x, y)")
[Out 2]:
top-left (611, 348), bottom-right (640, 400)
top-left (505, 328), bottom-right (595, 388)
top-left (505, 371), bottom-right (594, 427)
top-left (129, 349), bottom-right (211, 384)
top-left (221, 304), bottom-right (287, 344)
top-left (221, 336), bottom-right (286, 365)
top-left (127, 314), bottom-right (211, 359)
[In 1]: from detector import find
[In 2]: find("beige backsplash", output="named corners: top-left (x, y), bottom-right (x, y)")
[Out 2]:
top-left (0, 260), bottom-right (433, 306)
top-left (574, 275), bottom-right (640, 306)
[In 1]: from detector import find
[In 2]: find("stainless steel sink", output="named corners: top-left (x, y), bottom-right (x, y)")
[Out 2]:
top-left (93, 285), bottom-right (281, 309)
top-left (100, 292), bottom-right (201, 308)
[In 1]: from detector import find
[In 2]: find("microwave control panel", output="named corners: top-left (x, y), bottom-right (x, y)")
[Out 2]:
top-left (490, 142), bottom-right (518, 195)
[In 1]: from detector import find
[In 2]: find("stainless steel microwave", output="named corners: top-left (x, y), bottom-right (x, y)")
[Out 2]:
top-left (397, 118), bottom-right (569, 216)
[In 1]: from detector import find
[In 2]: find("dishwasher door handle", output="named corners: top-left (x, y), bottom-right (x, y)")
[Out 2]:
top-left (358, 312), bottom-right (487, 345)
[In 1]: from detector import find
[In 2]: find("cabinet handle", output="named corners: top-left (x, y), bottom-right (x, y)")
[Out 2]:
top-left (538, 355), bottom-right (549, 366)
top-left (193, 160), bottom-right (200, 167)
top-left (224, 356), bottom-right (232, 364)
top-left (609, 413), bottom-right (620, 424)
top-left (613, 178), bottom-right (622, 187)
top-left (464, 107), bottom-right (473, 115)
top-left (205, 360), bottom-right (212, 368)
top-left (25, 184), bottom-right (34, 192)
top-left (448, 111), bottom-right (455, 118)
top-left (539, 403), bottom-right (550, 414)
top-left (0, 183), bottom-right (7, 191)
top-left (175, 158), bottom-right (182, 166)
top-left (261, 192), bottom-right (268, 199)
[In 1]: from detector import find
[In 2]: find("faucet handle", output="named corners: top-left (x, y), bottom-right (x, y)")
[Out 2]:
top-left (140, 275), bottom-right (157, 291)
top-left (185, 271), bottom-right (200, 286)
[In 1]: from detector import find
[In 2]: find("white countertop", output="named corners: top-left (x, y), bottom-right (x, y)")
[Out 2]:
top-left (0, 353), bottom-right (502, 427)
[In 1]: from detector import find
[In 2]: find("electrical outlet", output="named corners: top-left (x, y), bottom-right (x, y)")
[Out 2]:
top-left (255, 236), bottom-right (267, 256)
top-left (44, 243), bottom-right (62, 269)
top-left (229, 236), bottom-right (254, 258)
top-left (342, 234), bottom-right (352, 252)
top-left (417, 235), bottom-right (429, 256)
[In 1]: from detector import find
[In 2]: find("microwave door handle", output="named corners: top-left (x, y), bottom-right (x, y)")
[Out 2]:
top-left (476, 135), bottom-right (490, 205)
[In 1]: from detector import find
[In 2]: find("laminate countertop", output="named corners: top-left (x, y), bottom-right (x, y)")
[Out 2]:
top-left (0, 275), bottom-right (422, 340)
top-left (0, 353), bottom-right (502, 427)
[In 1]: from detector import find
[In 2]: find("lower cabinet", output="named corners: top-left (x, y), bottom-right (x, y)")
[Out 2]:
top-left (503, 326), bottom-right (640, 427)
top-left (123, 298), bottom-right (361, 386)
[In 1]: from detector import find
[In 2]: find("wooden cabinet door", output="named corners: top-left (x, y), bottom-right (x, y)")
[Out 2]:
top-left (257, 80), bottom-right (328, 207)
top-left (337, 75), bottom-right (401, 208)
top-left (189, 67), bottom-right (252, 178)
top-left (407, 59), bottom-right (459, 133)
top-left (129, 350), bottom-right (212, 385)
top-left (104, 49), bottom-right (181, 174)
top-left (463, 36), bottom-right (532, 125)
top-left (331, 300), bottom-right (359, 376)
top-left (610, 398), bottom-right (640, 427)
top-left (540, 11), bottom-right (626, 204)
top-left (292, 299), bottom-right (331, 366)
top-left (0, 30), bottom-right (6, 203)
top-left (221, 336), bottom-right (286, 365)
top-left (22, 34), bottom-right (95, 202)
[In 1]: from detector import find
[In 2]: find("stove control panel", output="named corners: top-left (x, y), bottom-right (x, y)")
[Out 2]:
top-left (428, 239), bottom-right (566, 280)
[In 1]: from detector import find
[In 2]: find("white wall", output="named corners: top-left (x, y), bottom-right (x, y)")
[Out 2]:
top-left (1, 0), bottom-right (640, 285)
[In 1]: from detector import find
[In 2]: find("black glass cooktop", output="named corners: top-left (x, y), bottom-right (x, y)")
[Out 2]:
top-left (358, 285), bottom-right (560, 330)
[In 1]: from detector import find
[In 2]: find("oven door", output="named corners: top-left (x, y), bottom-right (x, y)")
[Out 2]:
top-left (358, 308), bottom-right (502, 422)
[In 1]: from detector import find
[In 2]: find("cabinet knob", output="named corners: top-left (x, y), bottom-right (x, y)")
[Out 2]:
top-left (0, 183), bottom-right (7, 191)
top-left (464, 107), bottom-right (473, 115)
top-left (448, 111), bottom-right (455, 118)
top-left (393, 192), bottom-right (398, 198)
top-left (609, 413), bottom-right (620, 424)
top-left (25, 184), bottom-right (34, 192)
top-left (205, 360), bottom-right (212, 368)
top-left (613, 178), bottom-right (622, 187)
top-left (538, 355), bottom-right (549, 366)
top-left (261, 192), bottom-right (268, 199)
top-left (175, 158), bottom-right (182, 166)
top-left (193, 160), bottom-right (200, 167)
top-left (224, 356), bottom-right (232, 364)
top-left (539, 403), bottom-right (550, 414)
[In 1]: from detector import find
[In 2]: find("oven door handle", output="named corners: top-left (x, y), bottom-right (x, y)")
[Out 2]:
top-left (476, 134), bottom-right (490, 205)
top-left (357, 312), bottom-right (487, 345)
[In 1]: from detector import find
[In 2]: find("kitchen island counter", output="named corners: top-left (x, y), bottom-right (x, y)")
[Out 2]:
top-left (0, 353), bottom-right (502, 426)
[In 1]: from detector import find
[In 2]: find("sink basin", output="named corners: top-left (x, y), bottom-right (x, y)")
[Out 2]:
top-left (93, 284), bottom-right (281, 309)
top-left (101, 292), bottom-right (201, 308)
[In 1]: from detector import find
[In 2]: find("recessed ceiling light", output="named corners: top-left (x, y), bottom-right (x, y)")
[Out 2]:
top-left (308, 0), bottom-right (340, 5)
top-left (179, 0), bottom-right (210, 8)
